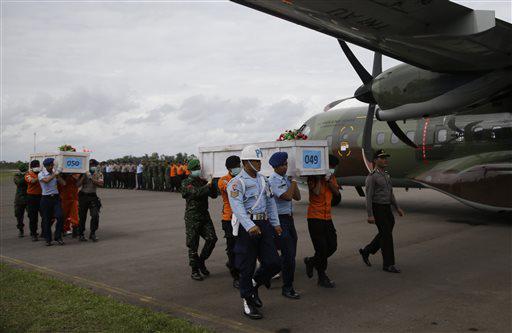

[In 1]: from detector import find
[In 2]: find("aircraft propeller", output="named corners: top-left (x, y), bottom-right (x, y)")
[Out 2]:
top-left (324, 39), bottom-right (418, 159)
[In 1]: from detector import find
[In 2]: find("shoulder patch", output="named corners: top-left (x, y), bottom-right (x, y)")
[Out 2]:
top-left (230, 190), bottom-right (239, 198)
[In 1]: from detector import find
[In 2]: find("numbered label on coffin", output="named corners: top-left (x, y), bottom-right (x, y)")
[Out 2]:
top-left (64, 157), bottom-right (83, 170)
top-left (302, 150), bottom-right (322, 169)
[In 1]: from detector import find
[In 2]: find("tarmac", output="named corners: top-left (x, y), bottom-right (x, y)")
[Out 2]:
top-left (1, 180), bottom-right (511, 333)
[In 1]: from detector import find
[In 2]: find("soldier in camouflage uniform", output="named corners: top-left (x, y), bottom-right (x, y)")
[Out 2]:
top-left (156, 162), bottom-right (164, 191)
top-left (181, 159), bottom-right (218, 281)
top-left (13, 162), bottom-right (29, 238)
top-left (164, 161), bottom-right (171, 192)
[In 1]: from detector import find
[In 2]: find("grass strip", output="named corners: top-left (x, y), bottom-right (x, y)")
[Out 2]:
top-left (0, 263), bottom-right (210, 333)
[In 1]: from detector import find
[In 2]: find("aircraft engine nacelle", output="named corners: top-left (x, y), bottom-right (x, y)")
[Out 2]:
top-left (369, 65), bottom-right (511, 121)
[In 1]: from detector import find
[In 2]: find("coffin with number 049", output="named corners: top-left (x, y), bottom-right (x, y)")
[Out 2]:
top-left (198, 140), bottom-right (329, 179)
top-left (29, 151), bottom-right (91, 174)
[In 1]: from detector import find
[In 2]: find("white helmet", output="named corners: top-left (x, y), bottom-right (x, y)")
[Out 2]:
top-left (240, 145), bottom-right (263, 161)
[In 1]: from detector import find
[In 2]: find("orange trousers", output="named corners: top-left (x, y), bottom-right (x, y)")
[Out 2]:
top-left (61, 199), bottom-right (79, 232)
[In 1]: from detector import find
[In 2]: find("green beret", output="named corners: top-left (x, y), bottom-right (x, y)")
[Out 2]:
top-left (187, 159), bottom-right (201, 171)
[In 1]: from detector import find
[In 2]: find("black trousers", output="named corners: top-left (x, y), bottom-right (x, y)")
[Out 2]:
top-left (307, 218), bottom-right (337, 275)
top-left (78, 192), bottom-right (100, 236)
top-left (222, 220), bottom-right (239, 280)
top-left (277, 214), bottom-right (298, 290)
top-left (136, 173), bottom-right (143, 189)
top-left (14, 203), bottom-right (27, 230)
top-left (364, 203), bottom-right (395, 267)
top-left (26, 194), bottom-right (42, 235)
top-left (40, 195), bottom-right (64, 242)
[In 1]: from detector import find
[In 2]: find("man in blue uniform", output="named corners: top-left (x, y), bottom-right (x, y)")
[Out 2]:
top-left (228, 145), bottom-right (282, 320)
top-left (268, 152), bottom-right (301, 299)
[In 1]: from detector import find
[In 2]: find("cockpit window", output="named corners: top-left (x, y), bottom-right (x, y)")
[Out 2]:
top-left (299, 124), bottom-right (311, 137)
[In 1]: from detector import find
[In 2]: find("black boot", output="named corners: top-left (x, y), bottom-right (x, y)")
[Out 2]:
top-left (304, 257), bottom-right (314, 278)
top-left (89, 233), bottom-right (98, 242)
top-left (191, 269), bottom-right (203, 281)
top-left (198, 260), bottom-right (210, 277)
top-left (359, 248), bottom-right (371, 267)
top-left (31, 234), bottom-right (39, 242)
top-left (232, 279), bottom-right (240, 289)
top-left (18, 228), bottom-right (24, 238)
top-left (242, 299), bottom-right (263, 320)
top-left (79, 234), bottom-right (88, 242)
top-left (318, 274), bottom-right (335, 288)
top-left (72, 227), bottom-right (79, 239)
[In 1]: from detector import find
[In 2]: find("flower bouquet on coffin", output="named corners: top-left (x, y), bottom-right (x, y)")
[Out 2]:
top-left (277, 129), bottom-right (308, 141)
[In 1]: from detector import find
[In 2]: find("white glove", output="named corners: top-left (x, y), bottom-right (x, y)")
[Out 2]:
top-left (325, 171), bottom-right (332, 181)
top-left (85, 171), bottom-right (91, 177)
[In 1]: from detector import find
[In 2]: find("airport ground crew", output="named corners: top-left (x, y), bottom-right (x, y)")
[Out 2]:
top-left (304, 155), bottom-right (340, 288)
top-left (177, 163), bottom-right (184, 192)
top-left (25, 160), bottom-right (43, 241)
top-left (170, 163), bottom-right (178, 192)
top-left (181, 159), bottom-right (218, 281)
top-left (268, 152), bottom-right (301, 299)
top-left (13, 162), bottom-right (28, 238)
top-left (58, 174), bottom-right (80, 236)
top-left (359, 149), bottom-right (404, 273)
top-left (77, 159), bottom-right (104, 242)
top-left (227, 145), bottom-right (282, 320)
top-left (218, 155), bottom-right (242, 289)
top-left (38, 158), bottom-right (66, 246)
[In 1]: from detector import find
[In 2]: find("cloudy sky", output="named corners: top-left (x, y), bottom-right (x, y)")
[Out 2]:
top-left (2, 0), bottom-right (510, 161)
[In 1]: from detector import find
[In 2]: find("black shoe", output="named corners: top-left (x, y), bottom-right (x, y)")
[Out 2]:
top-left (72, 228), bottom-right (79, 238)
top-left (383, 265), bottom-right (401, 273)
top-left (282, 288), bottom-right (301, 299)
top-left (318, 275), bottom-right (335, 288)
top-left (45, 241), bottom-right (52, 246)
top-left (56, 239), bottom-right (65, 246)
top-left (233, 279), bottom-right (240, 289)
top-left (359, 248), bottom-right (371, 267)
top-left (242, 299), bottom-right (263, 320)
top-left (79, 235), bottom-right (88, 242)
top-left (31, 235), bottom-right (39, 242)
top-left (304, 257), bottom-right (314, 278)
top-left (251, 289), bottom-right (263, 308)
top-left (18, 229), bottom-right (24, 238)
top-left (89, 234), bottom-right (98, 242)
top-left (191, 270), bottom-right (203, 281)
top-left (199, 260), bottom-right (210, 277)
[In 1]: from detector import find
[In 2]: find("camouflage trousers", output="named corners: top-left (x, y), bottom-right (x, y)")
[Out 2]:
top-left (185, 214), bottom-right (218, 269)
top-left (14, 203), bottom-right (27, 230)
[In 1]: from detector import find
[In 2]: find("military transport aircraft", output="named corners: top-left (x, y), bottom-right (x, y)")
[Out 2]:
top-left (231, 0), bottom-right (512, 212)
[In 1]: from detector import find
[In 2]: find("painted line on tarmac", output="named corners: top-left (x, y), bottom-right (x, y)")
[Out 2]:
top-left (1, 255), bottom-right (271, 333)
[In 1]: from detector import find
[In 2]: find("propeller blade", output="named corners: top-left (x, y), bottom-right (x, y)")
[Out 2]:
top-left (323, 96), bottom-right (355, 112)
top-left (338, 39), bottom-right (373, 84)
top-left (361, 104), bottom-right (376, 171)
top-left (372, 52), bottom-right (382, 77)
top-left (387, 121), bottom-right (418, 148)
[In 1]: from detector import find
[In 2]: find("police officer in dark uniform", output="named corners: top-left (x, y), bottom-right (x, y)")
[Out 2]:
top-left (359, 149), bottom-right (404, 273)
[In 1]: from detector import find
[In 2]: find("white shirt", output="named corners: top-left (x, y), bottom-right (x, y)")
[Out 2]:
top-left (136, 163), bottom-right (143, 174)
top-left (38, 168), bottom-right (59, 195)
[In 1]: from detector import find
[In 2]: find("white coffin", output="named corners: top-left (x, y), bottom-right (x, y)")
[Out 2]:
top-left (199, 140), bottom-right (329, 178)
top-left (30, 151), bottom-right (91, 174)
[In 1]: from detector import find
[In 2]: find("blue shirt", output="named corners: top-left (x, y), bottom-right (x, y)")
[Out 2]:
top-left (38, 168), bottom-right (59, 195)
top-left (136, 164), bottom-right (143, 174)
top-left (227, 169), bottom-right (279, 231)
top-left (268, 172), bottom-right (292, 215)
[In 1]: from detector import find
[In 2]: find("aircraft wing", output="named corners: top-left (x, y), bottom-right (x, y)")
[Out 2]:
top-left (231, 0), bottom-right (512, 73)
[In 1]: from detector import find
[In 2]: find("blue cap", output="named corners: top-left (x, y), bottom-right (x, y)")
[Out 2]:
top-left (269, 152), bottom-right (288, 168)
top-left (43, 158), bottom-right (55, 166)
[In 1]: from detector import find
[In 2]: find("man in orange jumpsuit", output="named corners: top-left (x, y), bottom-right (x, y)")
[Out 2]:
top-left (58, 173), bottom-right (80, 237)
top-left (176, 163), bottom-right (185, 192)
top-left (304, 155), bottom-right (341, 288)
top-left (218, 155), bottom-right (242, 289)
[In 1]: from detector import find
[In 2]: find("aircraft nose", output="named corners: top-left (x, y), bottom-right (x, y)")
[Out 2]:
top-left (355, 83), bottom-right (376, 104)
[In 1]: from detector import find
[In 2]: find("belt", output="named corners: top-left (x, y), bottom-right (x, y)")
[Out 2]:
top-left (42, 194), bottom-right (59, 198)
top-left (250, 213), bottom-right (267, 221)
top-left (278, 213), bottom-right (293, 217)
